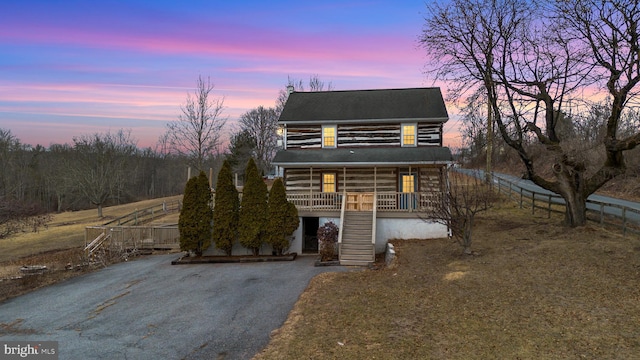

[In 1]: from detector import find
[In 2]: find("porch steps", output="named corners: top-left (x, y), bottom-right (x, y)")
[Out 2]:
top-left (340, 212), bottom-right (375, 266)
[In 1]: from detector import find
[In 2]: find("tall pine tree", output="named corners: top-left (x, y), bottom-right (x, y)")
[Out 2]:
top-left (238, 158), bottom-right (268, 255)
top-left (266, 178), bottom-right (299, 255)
top-left (178, 171), bottom-right (213, 256)
top-left (212, 160), bottom-right (239, 256)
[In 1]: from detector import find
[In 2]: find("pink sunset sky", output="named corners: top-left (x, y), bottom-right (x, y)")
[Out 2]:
top-left (0, 0), bottom-right (462, 149)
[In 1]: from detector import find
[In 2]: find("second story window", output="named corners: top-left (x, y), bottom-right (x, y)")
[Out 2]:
top-left (402, 124), bottom-right (417, 147)
top-left (322, 125), bottom-right (337, 148)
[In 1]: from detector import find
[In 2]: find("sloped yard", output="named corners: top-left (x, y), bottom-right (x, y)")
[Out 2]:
top-left (255, 201), bottom-right (640, 359)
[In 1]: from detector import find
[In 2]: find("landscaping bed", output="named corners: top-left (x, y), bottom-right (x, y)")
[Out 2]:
top-left (171, 252), bottom-right (297, 264)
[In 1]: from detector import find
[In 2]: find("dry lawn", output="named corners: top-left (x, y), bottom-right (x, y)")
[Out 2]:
top-left (255, 201), bottom-right (640, 359)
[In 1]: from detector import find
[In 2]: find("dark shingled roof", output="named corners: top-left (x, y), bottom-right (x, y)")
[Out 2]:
top-left (272, 147), bottom-right (454, 167)
top-left (278, 88), bottom-right (448, 124)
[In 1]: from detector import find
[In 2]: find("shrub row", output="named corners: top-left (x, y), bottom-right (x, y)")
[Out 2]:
top-left (179, 158), bottom-right (299, 256)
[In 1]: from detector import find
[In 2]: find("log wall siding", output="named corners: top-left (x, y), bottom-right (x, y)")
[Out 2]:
top-left (419, 167), bottom-right (444, 192)
top-left (418, 124), bottom-right (442, 146)
top-left (286, 123), bottom-right (442, 149)
top-left (337, 125), bottom-right (400, 147)
top-left (286, 126), bottom-right (322, 149)
top-left (284, 166), bottom-right (444, 193)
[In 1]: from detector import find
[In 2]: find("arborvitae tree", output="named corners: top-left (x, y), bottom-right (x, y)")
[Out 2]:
top-left (266, 178), bottom-right (300, 255)
top-left (238, 158), bottom-right (268, 255)
top-left (178, 171), bottom-right (213, 256)
top-left (212, 160), bottom-right (239, 256)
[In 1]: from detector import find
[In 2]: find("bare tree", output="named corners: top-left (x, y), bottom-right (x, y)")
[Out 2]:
top-left (237, 106), bottom-right (278, 175)
top-left (426, 171), bottom-right (494, 255)
top-left (421, 0), bottom-right (640, 227)
top-left (165, 75), bottom-right (227, 171)
top-left (275, 75), bottom-right (334, 117)
top-left (68, 130), bottom-right (137, 217)
top-left (422, 0), bottom-right (533, 184)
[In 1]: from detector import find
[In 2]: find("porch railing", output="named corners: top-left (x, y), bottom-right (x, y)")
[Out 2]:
top-left (288, 192), bottom-right (343, 212)
top-left (287, 191), bottom-right (440, 212)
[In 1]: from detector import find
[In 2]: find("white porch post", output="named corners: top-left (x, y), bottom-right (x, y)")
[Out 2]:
top-left (409, 165), bottom-right (413, 213)
top-left (374, 166), bottom-right (377, 211)
top-left (343, 167), bottom-right (346, 192)
top-left (310, 167), bottom-right (313, 210)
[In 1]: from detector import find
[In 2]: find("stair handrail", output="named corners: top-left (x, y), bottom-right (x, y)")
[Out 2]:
top-left (371, 192), bottom-right (377, 260)
top-left (338, 191), bottom-right (347, 245)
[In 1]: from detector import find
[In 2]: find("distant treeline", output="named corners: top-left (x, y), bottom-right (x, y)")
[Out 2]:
top-left (0, 128), bottom-right (213, 216)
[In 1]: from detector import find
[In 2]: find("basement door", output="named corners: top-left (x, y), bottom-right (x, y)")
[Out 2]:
top-left (302, 217), bottom-right (319, 253)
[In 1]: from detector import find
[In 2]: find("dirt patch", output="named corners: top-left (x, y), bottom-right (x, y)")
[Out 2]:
top-left (254, 202), bottom-right (640, 359)
top-left (0, 248), bottom-right (89, 303)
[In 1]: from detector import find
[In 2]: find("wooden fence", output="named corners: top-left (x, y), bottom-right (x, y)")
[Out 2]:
top-left (85, 225), bottom-right (180, 256)
top-left (102, 200), bottom-right (181, 226)
top-left (493, 176), bottom-right (640, 235)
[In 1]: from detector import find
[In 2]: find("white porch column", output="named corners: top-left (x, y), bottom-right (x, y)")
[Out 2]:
top-left (310, 167), bottom-right (313, 209)
top-left (343, 167), bottom-right (346, 192)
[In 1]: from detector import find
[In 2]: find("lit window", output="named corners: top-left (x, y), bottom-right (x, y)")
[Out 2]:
top-left (402, 124), bottom-right (416, 147)
top-left (323, 125), bottom-right (336, 148)
top-left (402, 175), bottom-right (415, 193)
top-left (322, 173), bottom-right (336, 193)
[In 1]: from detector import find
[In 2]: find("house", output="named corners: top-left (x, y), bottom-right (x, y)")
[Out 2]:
top-left (272, 87), bottom-right (454, 265)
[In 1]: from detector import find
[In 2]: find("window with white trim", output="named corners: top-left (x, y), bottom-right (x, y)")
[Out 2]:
top-left (401, 124), bottom-right (417, 147)
top-left (322, 173), bottom-right (337, 193)
top-left (322, 125), bottom-right (337, 148)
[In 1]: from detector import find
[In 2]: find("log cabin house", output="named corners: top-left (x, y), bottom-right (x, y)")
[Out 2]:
top-left (272, 87), bottom-right (454, 265)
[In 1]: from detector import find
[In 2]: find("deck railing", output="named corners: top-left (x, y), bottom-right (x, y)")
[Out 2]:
top-left (288, 192), bottom-right (344, 211)
top-left (287, 191), bottom-right (440, 213)
top-left (85, 225), bottom-right (180, 254)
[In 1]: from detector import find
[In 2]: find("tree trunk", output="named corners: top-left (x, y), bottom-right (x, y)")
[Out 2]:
top-left (555, 169), bottom-right (587, 227)
top-left (563, 196), bottom-right (587, 227)
top-left (97, 204), bottom-right (103, 218)
top-left (462, 214), bottom-right (474, 255)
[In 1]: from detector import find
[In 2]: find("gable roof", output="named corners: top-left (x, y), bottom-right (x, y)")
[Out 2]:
top-left (272, 147), bottom-right (454, 167)
top-left (278, 87), bottom-right (448, 125)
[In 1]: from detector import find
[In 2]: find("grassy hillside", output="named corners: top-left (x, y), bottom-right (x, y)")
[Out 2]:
top-left (0, 195), bottom-right (182, 263)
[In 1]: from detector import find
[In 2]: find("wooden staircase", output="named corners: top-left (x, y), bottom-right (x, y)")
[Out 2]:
top-left (339, 211), bottom-right (375, 266)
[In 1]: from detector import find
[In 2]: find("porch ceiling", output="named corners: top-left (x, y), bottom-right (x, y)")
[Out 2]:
top-left (272, 147), bottom-right (454, 167)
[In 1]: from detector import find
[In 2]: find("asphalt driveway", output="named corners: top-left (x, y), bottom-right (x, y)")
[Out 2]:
top-left (0, 254), bottom-right (347, 359)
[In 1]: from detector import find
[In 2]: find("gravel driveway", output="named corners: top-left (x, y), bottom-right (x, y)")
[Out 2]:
top-left (0, 254), bottom-right (347, 359)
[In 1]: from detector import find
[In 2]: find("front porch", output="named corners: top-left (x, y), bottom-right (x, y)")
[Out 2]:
top-left (287, 191), bottom-right (441, 215)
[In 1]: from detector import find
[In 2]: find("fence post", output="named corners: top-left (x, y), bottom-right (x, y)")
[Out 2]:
top-left (509, 183), bottom-right (513, 199)
top-left (520, 188), bottom-right (523, 209)
top-left (548, 194), bottom-right (552, 218)
top-left (532, 193), bottom-right (535, 215)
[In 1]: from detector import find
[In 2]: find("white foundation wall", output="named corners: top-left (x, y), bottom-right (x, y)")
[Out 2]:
top-left (374, 218), bottom-right (448, 253)
top-left (289, 216), bottom-right (448, 255)
top-left (288, 222), bottom-right (304, 254)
